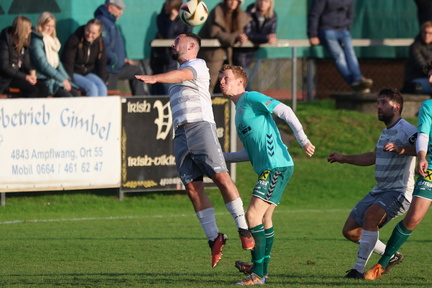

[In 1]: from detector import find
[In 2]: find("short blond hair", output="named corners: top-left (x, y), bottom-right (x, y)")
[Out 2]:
top-left (219, 64), bottom-right (248, 89)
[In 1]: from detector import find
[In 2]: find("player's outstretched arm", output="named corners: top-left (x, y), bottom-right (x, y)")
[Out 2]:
top-left (135, 74), bottom-right (157, 84)
top-left (327, 151), bottom-right (375, 166)
top-left (135, 68), bottom-right (194, 84)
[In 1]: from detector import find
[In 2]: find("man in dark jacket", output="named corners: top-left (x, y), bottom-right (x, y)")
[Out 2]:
top-left (94, 0), bottom-right (146, 95)
top-left (308, 0), bottom-right (373, 93)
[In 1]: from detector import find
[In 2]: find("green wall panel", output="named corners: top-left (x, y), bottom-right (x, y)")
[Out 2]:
top-left (0, 0), bottom-right (421, 59)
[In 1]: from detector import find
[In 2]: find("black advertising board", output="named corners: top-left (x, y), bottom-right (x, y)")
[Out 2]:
top-left (121, 96), bottom-right (231, 193)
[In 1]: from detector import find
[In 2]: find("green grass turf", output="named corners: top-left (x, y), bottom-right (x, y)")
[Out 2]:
top-left (1, 100), bottom-right (429, 287)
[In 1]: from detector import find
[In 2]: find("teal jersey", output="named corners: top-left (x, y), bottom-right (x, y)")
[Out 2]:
top-left (418, 99), bottom-right (432, 166)
top-left (235, 91), bottom-right (293, 175)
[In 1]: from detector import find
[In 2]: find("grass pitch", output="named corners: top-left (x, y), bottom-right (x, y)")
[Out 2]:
top-left (2, 190), bottom-right (432, 288)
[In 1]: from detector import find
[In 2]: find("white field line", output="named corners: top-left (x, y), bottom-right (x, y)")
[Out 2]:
top-left (0, 209), bottom-right (349, 225)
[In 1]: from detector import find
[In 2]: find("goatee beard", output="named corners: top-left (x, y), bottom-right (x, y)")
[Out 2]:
top-left (379, 114), bottom-right (392, 125)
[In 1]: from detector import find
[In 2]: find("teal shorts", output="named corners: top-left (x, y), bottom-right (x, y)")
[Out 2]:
top-left (252, 166), bottom-right (294, 205)
top-left (413, 169), bottom-right (432, 200)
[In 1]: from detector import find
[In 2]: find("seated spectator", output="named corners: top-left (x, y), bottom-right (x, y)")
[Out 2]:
top-left (94, 0), bottom-right (146, 96)
top-left (149, 0), bottom-right (192, 95)
top-left (198, 0), bottom-right (251, 93)
top-left (30, 11), bottom-right (80, 97)
top-left (308, 0), bottom-right (373, 93)
top-left (62, 19), bottom-right (108, 97)
top-left (233, 0), bottom-right (277, 90)
top-left (0, 15), bottom-right (49, 98)
top-left (403, 21), bottom-right (432, 95)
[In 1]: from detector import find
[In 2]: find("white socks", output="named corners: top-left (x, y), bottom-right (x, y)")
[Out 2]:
top-left (196, 207), bottom-right (219, 241)
top-left (196, 198), bottom-right (248, 242)
top-left (355, 238), bottom-right (386, 255)
top-left (225, 198), bottom-right (248, 230)
top-left (373, 239), bottom-right (386, 255)
top-left (353, 230), bottom-right (378, 273)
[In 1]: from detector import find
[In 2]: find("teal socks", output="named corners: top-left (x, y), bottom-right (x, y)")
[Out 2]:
top-left (250, 224), bottom-right (265, 277)
top-left (379, 221), bottom-right (412, 269)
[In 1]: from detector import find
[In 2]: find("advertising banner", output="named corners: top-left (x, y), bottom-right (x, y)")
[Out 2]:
top-left (121, 96), bottom-right (232, 193)
top-left (0, 97), bottom-right (121, 191)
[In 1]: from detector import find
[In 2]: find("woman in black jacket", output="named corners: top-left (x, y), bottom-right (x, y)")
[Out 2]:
top-left (61, 19), bottom-right (107, 96)
top-left (0, 15), bottom-right (48, 97)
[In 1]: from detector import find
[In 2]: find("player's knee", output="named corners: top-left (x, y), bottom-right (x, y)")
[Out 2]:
top-left (245, 210), bottom-right (253, 223)
top-left (246, 210), bottom-right (261, 227)
top-left (342, 228), bottom-right (359, 242)
top-left (262, 214), bottom-right (272, 225)
top-left (342, 228), bottom-right (349, 239)
top-left (403, 217), bottom-right (420, 231)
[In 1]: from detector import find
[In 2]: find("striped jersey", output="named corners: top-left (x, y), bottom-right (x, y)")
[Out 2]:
top-left (169, 58), bottom-right (214, 129)
top-left (372, 118), bottom-right (417, 201)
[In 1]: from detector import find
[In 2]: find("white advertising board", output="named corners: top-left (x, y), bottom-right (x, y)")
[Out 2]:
top-left (0, 97), bottom-right (121, 191)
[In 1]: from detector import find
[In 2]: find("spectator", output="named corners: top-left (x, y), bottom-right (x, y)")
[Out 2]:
top-left (198, 0), bottom-right (251, 93)
top-left (403, 21), bottom-right (432, 95)
top-left (30, 11), bottom-right (80, 97)
top-left (62, 19), bottom-right (108, 97)
top-left (94, 0), bottom-right (146, 96)
top-left (414, 0), bottom-right (432, 27)
top-left (0, 15), bottom-right (49, 98)
top-left (308, 0), bottom-right (373, 93)
top-left (149, 0), bottom-right (192, 95)
top-left (233, 0), bottom-right (277, 89)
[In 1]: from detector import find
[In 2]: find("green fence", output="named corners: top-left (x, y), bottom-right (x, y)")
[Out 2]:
top-left (0, 0), bottom-right (420, 59)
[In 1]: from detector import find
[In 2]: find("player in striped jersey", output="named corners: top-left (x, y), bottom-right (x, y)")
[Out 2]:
top-left (365, 62), bottom-right (432, 280)
top-left (135, 32), bottom-right (254, 268)
top-left (327, 88), bottom-right (417, 279)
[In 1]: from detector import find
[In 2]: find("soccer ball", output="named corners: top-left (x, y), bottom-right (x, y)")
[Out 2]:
top-left (179, 0), bottom-right (209, 27)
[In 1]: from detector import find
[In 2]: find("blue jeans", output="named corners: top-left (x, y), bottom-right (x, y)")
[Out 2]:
top-left (411, 77), bottom-right (432, 94)
top-left (319, 29), bottom-right (363, 85)
top-left (73, 73), bottom-right (107, 97)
